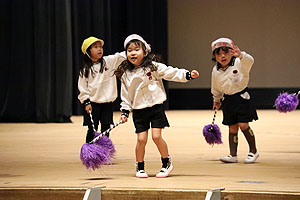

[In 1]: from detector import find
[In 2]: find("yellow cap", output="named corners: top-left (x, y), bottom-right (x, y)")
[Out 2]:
top-left (81, 36), bottom-right (104, 54)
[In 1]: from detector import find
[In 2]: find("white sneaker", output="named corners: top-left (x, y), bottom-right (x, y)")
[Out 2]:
top-left (220, 155), bottom-right (238, 163)
top-left (244, 152), bottom-right (259, 163)
top-left (136, 170), bottom-right (148, 178)
top-left (156, 162), bottom-right (174, 178)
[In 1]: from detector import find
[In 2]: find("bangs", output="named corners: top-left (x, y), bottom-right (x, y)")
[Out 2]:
top-left (126, 39), bottom-right (144, 49)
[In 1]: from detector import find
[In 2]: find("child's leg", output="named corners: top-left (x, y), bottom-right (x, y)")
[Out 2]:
top-left (239, 122), bottom-right (259, 163)
top-left (99, 102), bottom-right (114, 138)
top-left (229, 124), bottom-right (239, 156)
top-left (101, 124), bottom-right (111, 137)
top-left (239, 123), bottom-right (257, 154)
top-left (152, 128), bottom-right (173, 178)
top-left (151, 128), bottom-right (168, 158)
top-left (220, 124), bottom-right (238, 163)
top-left (82, 106), bottom-right (96, 143)
top-left (136, 131), bottom-right (148, 162)
top-left (85, 128), bottom-right (94, 143)
top-left (135, 131), bottom-right (148, 178)
top-left (86, 117), bottom-right (99, 143)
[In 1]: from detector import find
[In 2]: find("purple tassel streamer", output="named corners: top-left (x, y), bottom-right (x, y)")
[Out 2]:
top-left (94, 133), bottom-right (116, 161)
top-left (80, 143), bottom-right (110, 170)
top-left (203, 124), bottom-right (222, 145)
top-left (275, 92), bottom-right (299, 113)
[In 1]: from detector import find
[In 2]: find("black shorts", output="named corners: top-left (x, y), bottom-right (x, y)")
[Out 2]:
top-left (132, 104), bottom-right (170, 133)
top-left (83, 102), bottom-right (114, 129)
top-left (221, 89), bottom-right (258, 125)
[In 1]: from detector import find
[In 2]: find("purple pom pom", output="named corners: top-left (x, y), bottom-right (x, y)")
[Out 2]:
top-left (203, 124), bottom-right (222, 145)
top-left (80, 143), bottom-right (110, 170)
top-left (94, 133), bottom-right (116, 162)
top-left (275, 92), bottom-right (299, 113)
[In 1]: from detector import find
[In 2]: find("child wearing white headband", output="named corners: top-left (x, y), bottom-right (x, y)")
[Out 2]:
top-left (210, 37), bottom-right (259, 164)
top-left (115, 34), bottom-right (199, 178)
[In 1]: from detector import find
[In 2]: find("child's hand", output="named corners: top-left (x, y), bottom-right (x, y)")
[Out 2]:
top-left (191, 70), bottom-right (199, 79)
top-left (85, 104), bottom-right (92, 113)
top-left (213, 102), bottom-right (221, 110)
top-left (230, 45), bottom-right (241, 58)
top-left (120, 115), bottom-right (128, 124)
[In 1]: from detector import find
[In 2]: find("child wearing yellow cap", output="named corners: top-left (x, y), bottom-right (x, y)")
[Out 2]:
top-left (78, 36), bottom-right (125, 143)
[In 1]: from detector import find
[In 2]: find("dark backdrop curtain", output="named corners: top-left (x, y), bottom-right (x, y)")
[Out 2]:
top-left (0, 0), bottom-right (168, 122)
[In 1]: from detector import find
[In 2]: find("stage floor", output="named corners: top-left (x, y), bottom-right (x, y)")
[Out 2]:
top-left (0, 110), bottom-right (300, 198)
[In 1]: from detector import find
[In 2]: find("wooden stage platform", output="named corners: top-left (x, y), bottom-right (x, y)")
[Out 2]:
top-left (0, 110), bottom-right (300, 199)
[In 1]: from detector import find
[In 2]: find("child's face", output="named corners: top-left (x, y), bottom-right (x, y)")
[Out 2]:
top-left (215, 48), bottom-right (232, 68)
top-left (89, 41), bottom-right (103, 62)
top-left (126, 42), bottom-right (146, 67)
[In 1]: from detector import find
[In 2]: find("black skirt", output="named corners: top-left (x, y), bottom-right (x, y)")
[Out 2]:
top-left (221, 88), bottom-right (258, 125)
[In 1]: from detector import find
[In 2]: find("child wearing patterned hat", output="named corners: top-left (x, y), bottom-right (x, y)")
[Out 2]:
top-left (210, 37), bottom-right (259, 163)
top-left (115, 34), bottom-right (199, 178)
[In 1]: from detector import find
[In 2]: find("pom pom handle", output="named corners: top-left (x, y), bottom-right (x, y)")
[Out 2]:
top-left (88, 111), bottom-right (96, 132)
top-left (87, 110), bottom-right (122, 144)
top-left (89, 120), bottom-right (122, 144)
top-left (209, 108), bottom-right (218, 131)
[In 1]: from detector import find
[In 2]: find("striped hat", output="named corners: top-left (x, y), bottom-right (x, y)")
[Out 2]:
top-left (211, 38), bottom-right (234, 52)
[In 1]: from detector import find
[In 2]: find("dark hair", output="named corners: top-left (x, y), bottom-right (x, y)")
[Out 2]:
top-left (211, 46), bottom-right (231, 62)
top-left (79, 46), bottom-right (106, 78)
top-left (114, 39), bottom-right (159, 79)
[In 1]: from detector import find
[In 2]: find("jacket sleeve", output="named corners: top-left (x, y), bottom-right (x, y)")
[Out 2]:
top-left (211, 69), bottom-right (223, 103)
top-left (239, 51), bottom-right (254, 74)
top-left (155, 62), bottom-right (189, 82)
top-left (78, 75), bottom-right (90, 104)
top-left (104, 51), bottom-right (126, 70)
top-left (120, 76), bottom-right (132, 112)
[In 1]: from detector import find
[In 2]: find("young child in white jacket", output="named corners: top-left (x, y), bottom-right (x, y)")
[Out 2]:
top-left (211, 37), bottom-right (259, 164)
top-left (115, 34), bottom-right (199, 178)
top-left (78, 36), bottom-right (125, 142)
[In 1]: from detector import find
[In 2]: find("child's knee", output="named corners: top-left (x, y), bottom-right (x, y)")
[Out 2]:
top-left (238, 123), bottom-right (249, 131)
top-left (229, 124), bottom-right (238, 133)
top-left (137, 137), bottom-right (147, 145)
top-left (152, 135), bottom-right (162, 143)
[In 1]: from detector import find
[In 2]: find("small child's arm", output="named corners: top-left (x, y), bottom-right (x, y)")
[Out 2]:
top-left (156, 62), bottom-right (199, 82)
top-left (213, 101), bottom-right (221, 110)
top-left (119, 78), bottom-right (131, 124)
top-left (104, 51), bottom-right (127, 70)
top-left (230, 45), bottom-right (241, 58)
top-left (231, 45), bottom-right (254, 73)
top-left (120, 110), bottom-right (129, 124)
top-left (211, 72), bottom-right (223, 110)
top-left (78, 76), bottom-right (93, 113)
